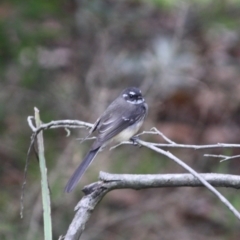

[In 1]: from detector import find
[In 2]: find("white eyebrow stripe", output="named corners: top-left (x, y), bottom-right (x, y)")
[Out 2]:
top-left (129, 91), bottom-right (136, 95)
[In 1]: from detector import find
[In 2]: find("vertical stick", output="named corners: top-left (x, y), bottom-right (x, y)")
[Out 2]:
top-left (34, 107), bottom-right (52, 240)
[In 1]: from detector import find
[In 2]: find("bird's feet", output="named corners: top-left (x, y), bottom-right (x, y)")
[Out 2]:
top-left (130, 136), bottom-right (141, 147)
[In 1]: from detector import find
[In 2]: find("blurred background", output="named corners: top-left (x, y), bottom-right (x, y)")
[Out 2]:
top-left (1, 0), bottom-right (240, 239)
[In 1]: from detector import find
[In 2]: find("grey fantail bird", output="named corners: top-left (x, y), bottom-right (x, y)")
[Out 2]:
top-left (65, 87), bottom-right (148, 192)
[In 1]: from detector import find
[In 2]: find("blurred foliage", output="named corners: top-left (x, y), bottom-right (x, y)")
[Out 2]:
top-left (0, 0), bottom-right (66, 71)
top-left (1, 0), bottom-right (240, 239)
top-left (146, 0), bottom-right (240, 8)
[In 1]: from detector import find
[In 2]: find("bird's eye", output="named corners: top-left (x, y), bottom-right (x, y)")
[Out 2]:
top-left (129, 93), bottom-right (136, 99)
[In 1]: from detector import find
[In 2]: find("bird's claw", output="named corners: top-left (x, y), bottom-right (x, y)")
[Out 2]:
top-left (130, 136), bottom-right (141, 147)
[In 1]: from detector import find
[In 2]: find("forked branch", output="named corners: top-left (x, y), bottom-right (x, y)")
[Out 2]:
top-left (24, 114), bottom-right (240, 240)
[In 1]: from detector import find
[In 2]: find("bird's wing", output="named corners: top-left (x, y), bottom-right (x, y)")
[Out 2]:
top-left (92, 104), bottom-right (147, 149)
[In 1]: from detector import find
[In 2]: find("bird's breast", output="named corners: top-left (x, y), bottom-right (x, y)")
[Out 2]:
top-left (114, 120), bottom-right (143, 142)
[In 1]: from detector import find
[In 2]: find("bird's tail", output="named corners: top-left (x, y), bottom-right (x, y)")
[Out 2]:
top-left (64, 147), bottom-right (100, 193)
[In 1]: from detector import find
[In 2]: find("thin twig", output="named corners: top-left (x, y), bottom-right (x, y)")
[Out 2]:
top-left (28, 118), bottom-right (93, 134)
top-left (20, 132), bottom-right (37, 218)
top-left (152, 143), bottom-right (240, 149)
top-left (220, 154), bottom-right (240, 162)
top-left (109, 141), bottom-right (129, 151)
top-left (205, 154), bottom-right (240, 162)
top-left (151, 127), bottom-right (176, 144)
top-left (64, 128), bottom-right (71, 137)
top-left (110, 139), bottom-right (240, 151)
top-left (136, 139), bottom-right (240, 220)
top-left (204, 154), bottom-right (229, 159)
top-left (27, 116), bottom-right (36, 131)
top-left (22, 118), bottom-right (94, 218)
top-left (136, 128), bottom-right (240, 149)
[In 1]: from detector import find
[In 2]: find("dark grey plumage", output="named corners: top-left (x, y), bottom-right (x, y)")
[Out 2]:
top-left (65, 87), bottom-right (147, 193)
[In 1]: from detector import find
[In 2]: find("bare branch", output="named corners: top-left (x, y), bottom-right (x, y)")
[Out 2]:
top-left (220, 154), bottom-right (240, 162)
top-left (64, 128), bottom-right (71, 137)
top-left (23, 118), bottom-right (94, 218)
top-left (27, 116), bottom-right (36, 131)
top-left (20, 132), bottom-right (37, 218)
top-left (31, 119), bottom-right (93, 134)
top-left (24, 116), bottom-right (240, 238)
top-left (136, 128), bottom-right (240, 149)
top-left (204, 154), bottom-right (240, 162)
top-left (64, 182), bottom-right (109, 240)
top-left (65, 172), bottom-right (240, 239)
top-left (26, 119), bottom-right (240, 150)
top-left (109, 141), bottom-right (129, 150)
top-left (99, 172), bottom-right (240, 189)
top-left (152, 142), bottom-right (240, 149)
top-left (151, 127), bottom-right (176, 144)
top-left (135, 138), bottom-right (240, 220)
